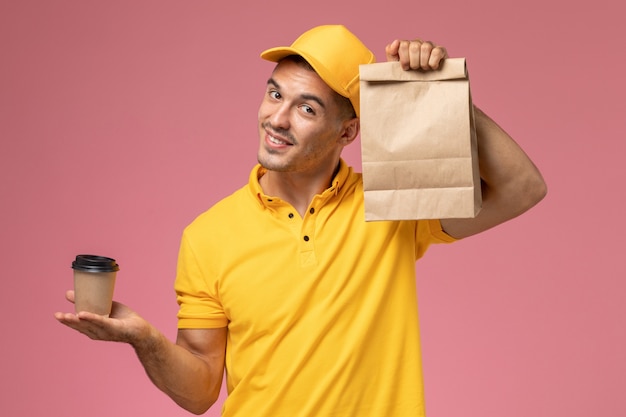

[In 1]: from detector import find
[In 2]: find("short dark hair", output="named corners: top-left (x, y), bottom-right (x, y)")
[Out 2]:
top-left (280, 55), bottom-right (357, 120)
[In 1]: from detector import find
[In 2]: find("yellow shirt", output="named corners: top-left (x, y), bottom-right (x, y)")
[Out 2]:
top-left (175, 160), bottom-right (455, 417)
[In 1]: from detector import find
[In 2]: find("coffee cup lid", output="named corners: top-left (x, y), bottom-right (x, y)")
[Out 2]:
top-left (72, 254), bottom-right (120, 272)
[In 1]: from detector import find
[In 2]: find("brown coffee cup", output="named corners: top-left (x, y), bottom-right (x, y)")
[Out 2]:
top-left (72, 255), bottom-right (120, 316)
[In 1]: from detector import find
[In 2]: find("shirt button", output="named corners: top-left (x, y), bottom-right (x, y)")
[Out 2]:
top-left (303, 235), bottom-right (310, 241)
top-left (288, 213), bottom-right (294, 218)
top-left (309, 208), bottom-right (315, 214)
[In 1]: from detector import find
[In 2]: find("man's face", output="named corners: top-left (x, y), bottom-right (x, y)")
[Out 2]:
top-left (257, 59), bottom-right (354, 175)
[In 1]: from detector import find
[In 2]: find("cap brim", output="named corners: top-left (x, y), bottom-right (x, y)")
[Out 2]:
top-left (261, 47), bottom-right (303, 63)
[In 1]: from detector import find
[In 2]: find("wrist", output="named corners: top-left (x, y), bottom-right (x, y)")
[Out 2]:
top-left (127, 319), bottom-right (161, 352)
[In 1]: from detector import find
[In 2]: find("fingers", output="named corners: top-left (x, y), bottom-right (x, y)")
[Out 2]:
top-left (54, 311), bottom-right (97, 339)
top-left (55, 300), bottom-right (146, 344)
top-left (55, 311), bottom-right (79, 324)
top-left (55, 310), bottom-right (121, 341)
top-left (386, 39), bottom-right (448, 71)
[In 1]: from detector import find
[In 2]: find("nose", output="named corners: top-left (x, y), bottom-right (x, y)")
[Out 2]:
top-left (267, 102), bottom-right (291, 130)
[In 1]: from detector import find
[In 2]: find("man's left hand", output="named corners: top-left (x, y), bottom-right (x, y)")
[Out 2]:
top-left (385, 39), bottom-right (447, 70)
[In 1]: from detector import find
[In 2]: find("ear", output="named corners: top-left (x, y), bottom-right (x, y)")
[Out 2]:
top-left (338, 118), bottom-right (360, 146)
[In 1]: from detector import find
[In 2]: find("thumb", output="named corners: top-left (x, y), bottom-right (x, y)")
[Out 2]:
top-left (65, 290), bottom-right (76, 303)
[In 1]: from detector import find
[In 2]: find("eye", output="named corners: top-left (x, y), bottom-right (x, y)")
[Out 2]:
top-left (301, 104), bottom-right (315, 115)
top-left (268, 90), bottom-right (281, 100)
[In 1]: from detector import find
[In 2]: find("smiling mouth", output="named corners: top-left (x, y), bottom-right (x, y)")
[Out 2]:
top-left (263, 122), bottom-right (295, 146)
top-left (268, 134), bottom-right (292, 146)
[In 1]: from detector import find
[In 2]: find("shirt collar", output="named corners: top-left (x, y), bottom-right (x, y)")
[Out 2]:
top-left (249, 159), bottom-right (351, 209)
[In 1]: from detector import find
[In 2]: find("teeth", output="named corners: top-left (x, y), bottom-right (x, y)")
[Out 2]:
top-left (269, 135), bottom-right (288, 145)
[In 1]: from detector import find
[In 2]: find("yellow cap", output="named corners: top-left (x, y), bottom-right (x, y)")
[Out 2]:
top-left (260, 25), bottom-right (375, 117)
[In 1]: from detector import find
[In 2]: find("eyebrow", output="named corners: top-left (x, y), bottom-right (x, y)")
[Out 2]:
top-left (267, 77), bottom-right (327, 110)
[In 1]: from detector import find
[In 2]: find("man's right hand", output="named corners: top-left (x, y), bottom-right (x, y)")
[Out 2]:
top-left (54, 290), bottom-right (150, 345)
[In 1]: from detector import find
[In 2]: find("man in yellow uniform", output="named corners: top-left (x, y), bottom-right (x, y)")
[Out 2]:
top-left (56, 25), bottom-right (546, 416)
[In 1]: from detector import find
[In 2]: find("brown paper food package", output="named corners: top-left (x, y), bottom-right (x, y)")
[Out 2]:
top-left (359, 58), bottom-right (481, 221)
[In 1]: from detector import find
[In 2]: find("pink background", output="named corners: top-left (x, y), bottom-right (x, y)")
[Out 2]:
top-left (1, 1), bottom-right (624, 416)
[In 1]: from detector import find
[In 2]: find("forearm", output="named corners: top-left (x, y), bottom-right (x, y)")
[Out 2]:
top-left (441, 106), bottom-right (547, 238)
top-left (132, 325), bottom-right (221, 414)
top-left (473, 106), bottom-right (546, 210)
